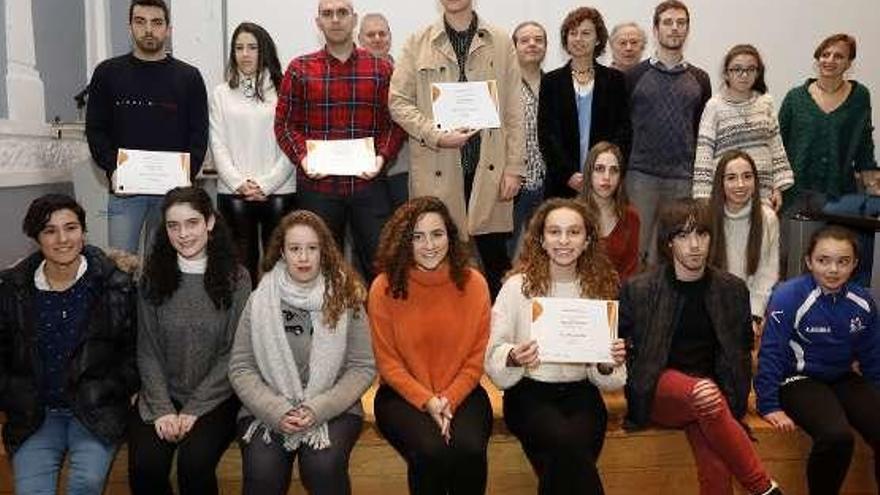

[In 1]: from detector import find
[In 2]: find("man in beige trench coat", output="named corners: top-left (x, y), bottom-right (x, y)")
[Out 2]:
top-left (389, 0), bottom-right (524, 298)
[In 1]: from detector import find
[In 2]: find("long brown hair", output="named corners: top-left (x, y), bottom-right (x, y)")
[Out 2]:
top-left (581, 141), bottom-right (630, 222)
top-left (262, 210), bottom-right (365, 327)
top-left (374, 196), bottom-right (472, 300)
top-left (708, 150), bottom-right (764, 276)
top-left (512, 198), bottom-right (618, 299)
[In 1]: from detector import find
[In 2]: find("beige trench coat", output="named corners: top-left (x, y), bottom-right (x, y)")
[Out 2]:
top-left (389, 16), bottom-right (524, 237)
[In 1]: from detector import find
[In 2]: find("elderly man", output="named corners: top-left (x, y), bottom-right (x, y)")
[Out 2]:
top-left (609, 22), bottom-right (647, 71)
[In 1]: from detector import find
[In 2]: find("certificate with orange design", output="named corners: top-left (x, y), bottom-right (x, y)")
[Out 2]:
top-left (114, 149), bottom-right (190, 195)
top-left (431, 80), bottom-right (500, 130)
top-left (305, 137), bottom-right (375, 176)
top-left (530, 298), bottom-right (617, 363)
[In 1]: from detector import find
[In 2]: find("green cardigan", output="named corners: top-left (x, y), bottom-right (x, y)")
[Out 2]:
top-left (779, 79), bottom-right (877, 202)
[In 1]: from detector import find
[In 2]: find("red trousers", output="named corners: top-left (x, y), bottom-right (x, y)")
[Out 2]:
top-left (650, 369), bottom-right (771, 495)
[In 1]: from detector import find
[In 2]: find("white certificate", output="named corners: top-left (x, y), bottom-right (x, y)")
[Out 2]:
top-left (306, 138), bottom-right (376, 176)
top-left (530, 297), bottom-right (618, 364)
top-left (114, 149), bottom-right (191, 195)
top-left (431, 80), bottom-right (501, 131)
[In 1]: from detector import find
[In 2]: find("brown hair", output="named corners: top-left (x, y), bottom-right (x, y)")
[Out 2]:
top-left (581, 141), bottom-right (630, 222)
top-left (560, 7), bottom-right (608, 58)
top-left (511, 198), bottom-right (619, 298)
top-left (813, 33), bottom-right (857, 61)
top-left (374, 196), bottom-right (472, 300)
top-left (657, 197), bottom-right (711, 263)
top-left (262, 210), bottom-right (366, 327)
top-left (652, 0), bottom-right (689, 28)
top-left (806, 225), bottom-right (860, 261)
top-left (722, 44), bottom-right (767, 94)
top-left (708, 150), bottom-right (764, 276)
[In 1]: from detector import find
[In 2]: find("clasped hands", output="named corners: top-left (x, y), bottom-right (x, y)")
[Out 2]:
top-left (424, 395), bottom-right (454, 444)
top-left (301, 155), bottom-right (385, 181)
top-left (278, 405), bottom-right (317, 435)
top-left (154, 413), bottom-right (198, 442)
top-left (506, 338), bottom-right (627, 371)
top-left (236, 179), bottom-right (267, 201)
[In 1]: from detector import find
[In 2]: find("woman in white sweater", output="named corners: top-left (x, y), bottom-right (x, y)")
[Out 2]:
top-left (692, 44), bottom-right (793, 211)
top-left (210, 22), bottom-right (295, 284)
top-left (708, 150), bottom-right (780, 334)
top-left (485, 198), bottom-right (626, 495)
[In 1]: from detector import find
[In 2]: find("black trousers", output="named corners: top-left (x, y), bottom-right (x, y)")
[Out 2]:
top-left (217, 193), bottom-right (295, 285)
top-left (296, 183), bottom-right (390, 283)
top-left (503, 378), bottom-right (608, 495)
top-left (127, 396), bottom-right (239, 495)
top-left (780, 373), bottom-right (880, 495)
top-left (374, 384), bottom-right (492, 495)
top-left (238, 413), bottom-right (363, 495)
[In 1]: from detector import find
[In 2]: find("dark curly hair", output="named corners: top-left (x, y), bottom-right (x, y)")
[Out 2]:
top-left (22, 194), bottom-right (87, 240)
top-left (374, 196), bottom-right (472, 300)
top-left (511, 198), bottom-right (618, 299)
top-left (560, 6), bottom-right (608, 58)
top-left (142, 187), bottom-right (241, 309)
top-left (262, 210), bottom-right (365, 327)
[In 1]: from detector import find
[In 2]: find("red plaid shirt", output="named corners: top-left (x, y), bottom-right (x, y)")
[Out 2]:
top-left (274, 46), bottom-right (405, 196)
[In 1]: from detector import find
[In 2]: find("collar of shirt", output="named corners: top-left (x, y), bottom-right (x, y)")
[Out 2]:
top-left (34, 256), bottom-right (88, 291)
top-left (649, 53), bottom-right (688, 71)
top-left (319, 44), bottom-right (362, 66)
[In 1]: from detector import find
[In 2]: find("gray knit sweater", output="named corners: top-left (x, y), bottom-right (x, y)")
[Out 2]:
top-left (137, 271), bottom-right (251, 421)
top-left (228, 298), bottom-right (375, 430)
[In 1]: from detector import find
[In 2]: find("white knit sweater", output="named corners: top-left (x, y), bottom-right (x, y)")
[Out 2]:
top-left (209, 73), bottom-right (296, 195)
top-left (723, 202), bottom-right (779, 317)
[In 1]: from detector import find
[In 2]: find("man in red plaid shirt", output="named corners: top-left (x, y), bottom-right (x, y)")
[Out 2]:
top-left (274, 0), bottom-right (405, 281)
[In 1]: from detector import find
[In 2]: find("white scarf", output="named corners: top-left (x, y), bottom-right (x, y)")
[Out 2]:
top-left (241, 261), bottom-right (348, 451)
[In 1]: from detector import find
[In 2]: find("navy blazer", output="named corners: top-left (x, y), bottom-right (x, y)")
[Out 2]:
top-left (538, 61), bottom-right (631, 198)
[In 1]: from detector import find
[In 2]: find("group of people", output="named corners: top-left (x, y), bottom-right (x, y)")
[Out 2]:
top-left (1, 0), bottom-right (879, 494)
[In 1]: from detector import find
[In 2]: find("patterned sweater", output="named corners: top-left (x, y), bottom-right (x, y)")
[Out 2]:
top-left (693, 91), bottom-right (793, 199)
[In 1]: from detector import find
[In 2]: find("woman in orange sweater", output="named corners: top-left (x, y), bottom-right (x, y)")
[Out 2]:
top-left (368, 196), bottom-right (492, 495)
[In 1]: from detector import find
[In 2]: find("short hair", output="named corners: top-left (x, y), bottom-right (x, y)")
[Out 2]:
top-left (129, 0), bottom-right (169, 24)
top-left (610, 22), bottom-right (646, 44)
top-left (806, 225), bottom-right (860, 261)
top-left (653, 0), bottom-right (689, 28)
top-left (512, 21), bottom-right (547, 46)
top-left (656, 197), bottom-right (711, 263)
top-left (813, 33), bottom-right (857, 61)
top-left (22, 194), bottom-right (87, 240)
top-left (359, 12), bottom-right (389, 31)
top-left (560, 7), bottom-right (608, 58)
top-left (722, 44), bottom-right (767, 94)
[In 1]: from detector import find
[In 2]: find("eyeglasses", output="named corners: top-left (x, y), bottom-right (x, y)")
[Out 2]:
top-left (727, 66), bottom-right (758, 77)
top-left (319, 8), bottom-right (352, 20)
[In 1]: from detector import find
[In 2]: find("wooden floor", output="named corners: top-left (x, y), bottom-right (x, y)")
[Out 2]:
top-left (1, 383), bottom-right (876, 494)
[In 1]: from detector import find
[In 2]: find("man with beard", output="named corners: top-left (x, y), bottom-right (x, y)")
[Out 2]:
top-left (86, 0), bottom-right (208, 255)
top-left (624, 0), bottom-right (710, 266)
top-left (619, 197), bottom-right (783, 495)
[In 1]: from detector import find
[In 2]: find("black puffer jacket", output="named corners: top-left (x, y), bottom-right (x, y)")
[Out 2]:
top-left (619, 265), bottom-right (754, 429)
top-left (0, 245), bottom-right (139, 454)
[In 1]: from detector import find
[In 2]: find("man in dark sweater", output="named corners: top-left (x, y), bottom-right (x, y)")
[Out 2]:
top-left (619, 198), bottom-right (783, 495)
top-left (86, 0), bottom-right (208, 255)
top-left (624, 0), bottom-right (711, 266)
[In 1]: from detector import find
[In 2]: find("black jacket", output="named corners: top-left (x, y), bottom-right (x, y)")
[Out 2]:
top-left (538, 61), bottom-right (631, 199)
top-left (618, 265), bottom-right (753, 429)
top-left (0, 245), bottom-right (138, 454)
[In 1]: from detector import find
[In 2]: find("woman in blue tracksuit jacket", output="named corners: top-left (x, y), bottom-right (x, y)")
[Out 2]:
top-left (756, 224), bottom-right (880, 494)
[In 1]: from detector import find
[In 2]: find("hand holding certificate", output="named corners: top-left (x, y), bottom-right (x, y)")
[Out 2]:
top-left (530, 298), bottom-right (618, 363)
top-left (114, 149), bottom-right (191, 195)
top-left (431, 80), bottom-right (501, 131)
top-left (305, 137), bottom-right (377, 177)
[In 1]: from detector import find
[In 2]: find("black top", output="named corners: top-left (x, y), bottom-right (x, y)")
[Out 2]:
top-left (86, 53), bottom-right (209, 181)
top-left (538, 61), bottom-right (631, 198)
top-left (444, 14), bottom-right (481, 176)
top-left (667, 274), bottom-right (717, 377)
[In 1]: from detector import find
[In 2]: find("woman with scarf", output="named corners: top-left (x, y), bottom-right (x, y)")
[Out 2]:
top-left (228, 210), bottom-right (375, 495)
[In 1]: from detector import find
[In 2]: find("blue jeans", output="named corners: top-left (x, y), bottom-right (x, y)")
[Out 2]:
top-left (107, 194), bottom-right (163, 254)
top-left (12, 409), bottom-right (117, 495)
top-left (508, 186), bottom-right (544, 258)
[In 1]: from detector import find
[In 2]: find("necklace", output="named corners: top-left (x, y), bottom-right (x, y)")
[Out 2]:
top-left (571, 65), bottom-right (594, 77)
top-left (815, 79), bottom-right (845, 94)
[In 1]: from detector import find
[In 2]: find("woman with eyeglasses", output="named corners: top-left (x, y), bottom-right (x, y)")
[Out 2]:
top-left (692, 44), bottom-right (792, 212)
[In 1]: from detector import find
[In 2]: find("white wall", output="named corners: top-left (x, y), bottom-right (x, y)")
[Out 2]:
top-left (220, 0), bottom-right (880, 159)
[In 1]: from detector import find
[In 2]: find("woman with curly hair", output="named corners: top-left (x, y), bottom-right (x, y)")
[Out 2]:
top-left (130, 187), bottom-right (251, 495)
top-left (228, 209), bottom-right (375, 495)
top-left (368, 196), bottom-right (492, 494)
top-left (485, 198), bottom-right (626, 494)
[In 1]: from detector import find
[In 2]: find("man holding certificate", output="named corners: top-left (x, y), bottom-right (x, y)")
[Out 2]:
top-left (86, 0), bottom-right (208, 255)
top-left (618, 198), bottom-right (782, 495)
top-left (274, 0), bottom-right (405, 281)
top-left (389, 0), bottom-right (524, 299)
top-left (485, 198), bottom-right (626, 494)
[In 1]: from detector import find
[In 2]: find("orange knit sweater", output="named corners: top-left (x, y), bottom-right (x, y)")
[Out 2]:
top-left (367, 265), bottom-right (490, 412)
